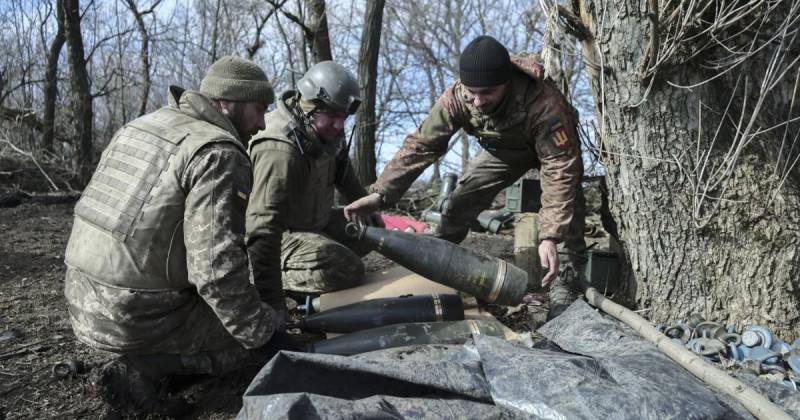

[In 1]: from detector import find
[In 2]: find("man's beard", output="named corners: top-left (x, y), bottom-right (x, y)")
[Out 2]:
top-left (228, 103), bottom-right (252, 141)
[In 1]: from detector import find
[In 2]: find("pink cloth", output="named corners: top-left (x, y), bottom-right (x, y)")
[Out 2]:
top-left (380, 214), bottom-right (428, 233)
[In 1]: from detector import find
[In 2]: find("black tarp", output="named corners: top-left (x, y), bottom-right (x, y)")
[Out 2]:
top-left (238, 300), bottom-right (800, 419)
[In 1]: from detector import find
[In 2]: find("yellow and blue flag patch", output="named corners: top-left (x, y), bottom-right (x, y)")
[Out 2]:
top-left (235, 185), bottom-right (249, 201)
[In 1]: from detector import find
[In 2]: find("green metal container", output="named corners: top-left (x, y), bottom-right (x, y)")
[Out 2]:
top-left (584, 250), bottom-right (620, 293)
top-left (505, 179), bottom-right (542, 213)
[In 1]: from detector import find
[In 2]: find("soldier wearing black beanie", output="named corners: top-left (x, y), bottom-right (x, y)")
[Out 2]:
top-left (346, 35), bottom-right (587, 320)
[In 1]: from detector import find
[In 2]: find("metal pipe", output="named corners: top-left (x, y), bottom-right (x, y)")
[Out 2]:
top-left (434, 172), bottom-right (458, 212)
top-left (584, 287), bottom-right (793, 420)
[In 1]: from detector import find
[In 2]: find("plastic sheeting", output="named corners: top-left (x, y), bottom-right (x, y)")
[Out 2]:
top-left (238, 300), bottom-right (800, 419)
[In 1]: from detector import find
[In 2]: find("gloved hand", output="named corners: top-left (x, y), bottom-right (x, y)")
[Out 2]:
top-left (261, 330), bottom-right (303, 360)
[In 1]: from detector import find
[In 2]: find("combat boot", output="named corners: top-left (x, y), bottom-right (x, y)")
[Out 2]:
top-left (434, 214), bottom-right (471, 244)
top-left (93, 355), bottom-right (192, 417)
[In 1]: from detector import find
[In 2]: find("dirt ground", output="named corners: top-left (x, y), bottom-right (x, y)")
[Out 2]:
top-left (0, 197), bottom-right (528, 419)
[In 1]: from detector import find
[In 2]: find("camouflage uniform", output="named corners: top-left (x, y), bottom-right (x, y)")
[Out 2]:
top-left (370, 56), bottom-right (586, 299)
top-left (64, 86), bottom-right (277, 376)
top-left (246, 91), bottom-right (369, 307)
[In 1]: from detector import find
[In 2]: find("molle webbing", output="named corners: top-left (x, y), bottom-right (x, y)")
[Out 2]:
top-left (74, 111), bottom-right (188, 241)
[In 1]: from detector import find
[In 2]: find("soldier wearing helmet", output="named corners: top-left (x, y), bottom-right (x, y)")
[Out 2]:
top-left (246, 61), bottom-right (379, 312)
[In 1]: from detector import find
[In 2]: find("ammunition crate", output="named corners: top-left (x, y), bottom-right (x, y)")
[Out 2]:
top-left (584, 250), bottom-right (620, 293)
top-left (505, 179), bottom-right (542, 213)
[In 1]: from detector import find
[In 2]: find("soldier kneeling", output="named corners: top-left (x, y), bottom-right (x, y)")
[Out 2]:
top-left (246, 61), bottom-right (382, 311)
top-left (64, 56), bottom-right (297, 416)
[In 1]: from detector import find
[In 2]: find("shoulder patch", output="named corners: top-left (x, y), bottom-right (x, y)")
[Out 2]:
top-left (550, 121), bottom-right (571, 150)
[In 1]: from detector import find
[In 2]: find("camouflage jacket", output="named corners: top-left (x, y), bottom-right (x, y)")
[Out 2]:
top-left (246, 90), bottom-right (366, 308)
top-left (64, 87), bottom-right (276, 354)
top-left (369, 56), bottom-right (582, 241)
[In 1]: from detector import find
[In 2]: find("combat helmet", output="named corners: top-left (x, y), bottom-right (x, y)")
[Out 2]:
top-left (297, 61), bottom-right (361, 115)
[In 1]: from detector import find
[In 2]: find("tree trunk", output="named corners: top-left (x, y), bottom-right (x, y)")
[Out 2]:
top-left (42, 1), bottom-right (66, 154)
top-left (209, 0), bottom-right (222, 62)
top-left (352, 0), bottom-right (385, 186)
top-left (123, 0), bottom-right (152, 117)
top-left (573, 0), bottom-right (800, 338)
top-left (303, 0), bottom-right (332, 63)
top-left (63, 0), bottom-right (94, 181)
top-left (460, 132), bottom-right (470, 173)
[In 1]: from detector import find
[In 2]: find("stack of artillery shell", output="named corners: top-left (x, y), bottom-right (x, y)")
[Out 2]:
top-left (308, 318), bottom-right (515, 356)
top-left (301, 224), bottom-right (528, 356)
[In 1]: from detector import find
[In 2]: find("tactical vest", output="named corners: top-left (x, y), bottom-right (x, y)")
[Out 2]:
top-left (250, 98), bottom-right (336, 232)
top-left (64, 104), bottom-right (245, 290)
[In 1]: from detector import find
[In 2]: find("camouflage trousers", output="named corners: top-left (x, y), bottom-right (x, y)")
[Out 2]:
top-left (280, 210), bottom-right (372, 294)
top-left (92, 306), bottom-right (293, 379)
top-left (103, 333), bottom-right (290, 382)
top-left (84, 297), bottom-right (270, 378)
top-left (435, 148), bottom-right (587, 305)
top-left (66, 266), bottom-right (274, 376)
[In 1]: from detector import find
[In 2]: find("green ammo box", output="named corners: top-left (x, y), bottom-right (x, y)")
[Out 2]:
top-left (505, 179), bottom-right (542, 212)
top-left (584, 250), bottom-right (620, 293)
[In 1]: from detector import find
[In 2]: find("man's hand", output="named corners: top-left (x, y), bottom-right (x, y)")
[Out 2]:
top-left (539, 239), bottom-right (559, 287)
top-left (344, 193), bottom-right (383, 225)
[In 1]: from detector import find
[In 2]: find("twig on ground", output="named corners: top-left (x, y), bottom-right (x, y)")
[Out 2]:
top-left (0, 132), bottom-right (60, 192)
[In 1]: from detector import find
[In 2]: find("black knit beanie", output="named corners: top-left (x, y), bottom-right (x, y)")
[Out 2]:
top-left (459, 36), bottom-right (512, 87)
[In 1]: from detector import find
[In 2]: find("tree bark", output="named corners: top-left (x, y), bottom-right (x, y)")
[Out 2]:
top-left (63, 0), bottom-right (94, 181)
top-left (352, 0), bottom-right (385, 186)
top-left (42, 1), bottom-right (66, 154)
top-left (573, 0), bottom-right (800, 338)
top-left (303, 0), bottom-right (332, 63)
